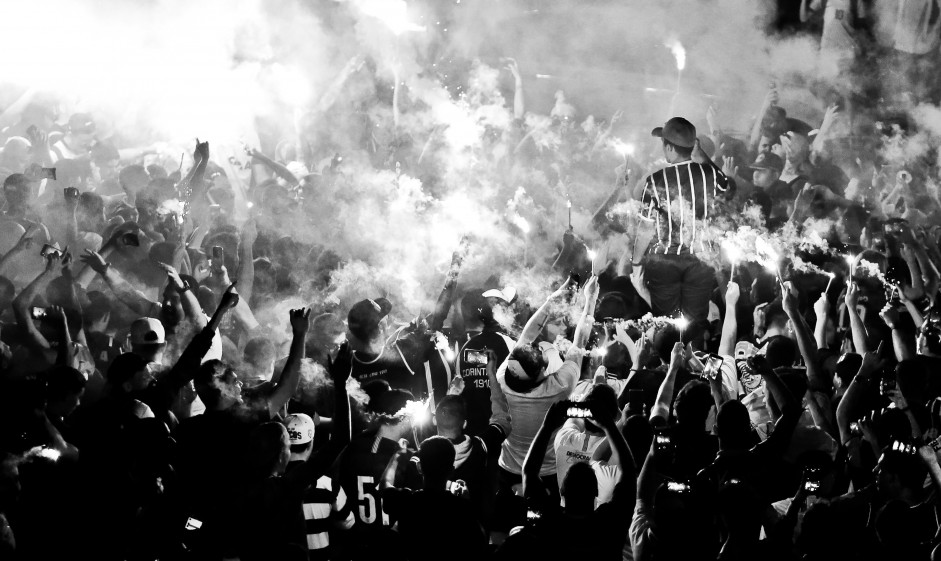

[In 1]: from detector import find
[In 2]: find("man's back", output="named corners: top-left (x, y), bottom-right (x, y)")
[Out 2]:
top-left (641, 160), bottom-right (729, 255)
top-left (497, 359), bottom-right (579, 476)
top-left (458, 329), bottom-right (512, 435)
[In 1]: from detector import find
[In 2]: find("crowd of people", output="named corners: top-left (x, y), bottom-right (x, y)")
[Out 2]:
top-left (3, 1), bottom-right (941, 560)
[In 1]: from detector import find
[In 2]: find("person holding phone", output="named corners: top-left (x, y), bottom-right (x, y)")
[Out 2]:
top-left (455, 289), bottom-right (513, 437)
top-left (498, 395), bottom-right (635, 561)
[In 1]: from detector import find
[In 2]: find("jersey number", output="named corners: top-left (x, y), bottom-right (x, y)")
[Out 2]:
top-left (356, 475), bottom-right (389, 525)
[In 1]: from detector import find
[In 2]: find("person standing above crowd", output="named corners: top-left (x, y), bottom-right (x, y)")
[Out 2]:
top-left (634, 117), bottom-right (729, 343)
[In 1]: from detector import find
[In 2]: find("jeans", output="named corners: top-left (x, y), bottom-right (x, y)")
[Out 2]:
top-left (643, 252), bottom-right (715, 340)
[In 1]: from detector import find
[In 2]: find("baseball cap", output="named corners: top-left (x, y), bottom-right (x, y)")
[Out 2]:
top-left (67, 113), bottom-right (96, 135)
top-left (651, 117), bottom-right (697, 148)
top-left (746, 152), bottom-right (784, 173)
top-left (284, 413), bottom-right (315, 445)
top-left (130, 317), bottom-right (166, 346)
top-left (347, 298), bottom-right (392, 340)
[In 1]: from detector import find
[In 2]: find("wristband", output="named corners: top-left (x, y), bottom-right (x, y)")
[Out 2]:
top-left (176, 284), bottom-right (191, 295)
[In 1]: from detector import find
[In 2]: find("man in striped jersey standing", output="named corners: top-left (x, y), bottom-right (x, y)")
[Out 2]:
top-left (636, 117), bottom-right (730, 342)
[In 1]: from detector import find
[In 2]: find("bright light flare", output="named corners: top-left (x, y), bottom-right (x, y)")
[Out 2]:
top-left (721, 239), bottom-right (742, 264)
top-left (397, 399), bottom-right (431, 426)
top-left (356, 0), bottom-right (426, 35)
top-left (673, 316), bottom-right (690, 331)
top-left (666, 39), bottom-right (687, 71)
top-left (587, 248), bottom-right (598, 260)
top-left (511, 214), bottom-right (531, 234)
top-left (270, 63), bottom-right (312, 107)
top-left (612, 139), bottom-right (636, 157)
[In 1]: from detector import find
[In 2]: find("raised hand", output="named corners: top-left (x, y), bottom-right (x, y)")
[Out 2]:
top-left (813, 292), bottom-right (829, 320)
top-left (13, 227), bottom-right (35, 253)
top-left (845, 281), bottom-right (859, 309)
top-left (80, 249), bottom-right (109, 275)
top-left (722, 156), bottom-right (738, 178)
top-left (329, 341), bottom-right (352, 383)
top-left (158, 262), bottom-right (185, 292)
top-left (290, 307), bottom-right (312, 336)
top-left (218, 282), bottom-right (240, 310)
top-left (726, 280), bottom-right (741, 306)
top-left (504, 57), bottom-right (522, 82)
top-left (879, 303), bottom-right (900, 330)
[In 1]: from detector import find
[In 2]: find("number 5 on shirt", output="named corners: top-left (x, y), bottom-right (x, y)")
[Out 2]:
top-left (356, 475), bottom-right (390, 526)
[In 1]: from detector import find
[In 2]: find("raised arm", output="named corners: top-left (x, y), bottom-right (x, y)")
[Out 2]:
top-left (286, 342), bottom-right (352, 490)
top-left (428, 245), bottom-right (464, 332)
top-left (749, 88), bottom-right (778, 151)
top-left (718, 281), bottom-right (740, 356)
top-left (158, 284), bottom-right (240, 398)
top-left (844, 282), bottom-right (868, 354)
top-left (79, 249), bottom-right (157, 317)
top-left (879, 304), bottom-right (914, 362)
top-left (813, 292), bottom-right (830, 350)
top-left (12, 253), bottom-right (62, 351)
top-left (570, 275), bottom-right (600, 366)
top-left (650, 342), bottom-right (685, 424)
top-left (782, 281), bottom-right (827, 393)
top-left (835, 348), bottom-right (884, 444)
top-left (522, 401), bottom-right (567, 499)
top-left (159, 263), bottom-right (207, 330)
top-left (267, 308), bottom-right (312, 417)
top-left (516, 276), bottom-right (575, 347)
top-left (248, 148), bottom-right (299, 187)
top-left (592, 399), bottom-right (636, 508)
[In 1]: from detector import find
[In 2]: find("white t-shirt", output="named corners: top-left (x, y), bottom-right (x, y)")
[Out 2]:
top-left (497, 357), bottom-right (580, 476)
top-left (553, 423), bottom-right (605, 487)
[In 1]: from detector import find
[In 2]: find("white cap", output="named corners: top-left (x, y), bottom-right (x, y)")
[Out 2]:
top-left (284, 413), bottom-right (315, 445)
top-left (482, 287), bottom-right (517, 304)
top-left (130, 317), bottom-right (166, 346)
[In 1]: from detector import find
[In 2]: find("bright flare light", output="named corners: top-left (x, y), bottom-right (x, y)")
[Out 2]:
top-left (673, 316), bottom-right (690, 331)
top-left (356, 0), bottom-right (426, 35)
top-left (721, 239), bottom-right (742, 264)
top-left (587, 248), bottom-right (598, 260)
top-left (398, 399), bottom-right (431, 426)
top-left (612, 139), bottom-right (636, 157)
top-left (511, 214), bottom-right (531, 234)
top-left (667, 40), bottom-right (687, 71)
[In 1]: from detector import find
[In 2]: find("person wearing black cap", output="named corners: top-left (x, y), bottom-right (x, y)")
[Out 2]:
top-left (455, 289), bottom-right (513, 437)
top-left (636, 116), bottom-right (730, 343)
top-left (346, 293), bottom-right (453, 405)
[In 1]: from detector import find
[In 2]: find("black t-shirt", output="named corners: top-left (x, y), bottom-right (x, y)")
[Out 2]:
top-left (340, 432), bottom-right (399, 545)
top-left (85, 332), bottom-right (123, 374)
top-left (351, 332), bottom-right (450, 402)
top-left (382, 487), bottom-right (487, 561)
top-left (458, 329), bottom-right (512, 436)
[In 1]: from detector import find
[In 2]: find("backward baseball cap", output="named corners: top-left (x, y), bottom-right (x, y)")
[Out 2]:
top-left (347, 297), bottom-right (392, 340)
top-left (130, 317), bottom-right (166, 346)
top-left (651, 117), bottom-right (697, 148)
top-left (284, 413), bottom-right (315, 445)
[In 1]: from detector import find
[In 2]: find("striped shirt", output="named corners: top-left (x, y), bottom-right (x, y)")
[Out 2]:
top-left (297, 473), bottom-right (354, 560)
top-left (640, 160), bottom-right (729, 255)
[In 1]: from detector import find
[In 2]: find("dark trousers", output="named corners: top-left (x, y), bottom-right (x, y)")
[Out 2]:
top-left (643, 252), bottom-right (715, 341)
